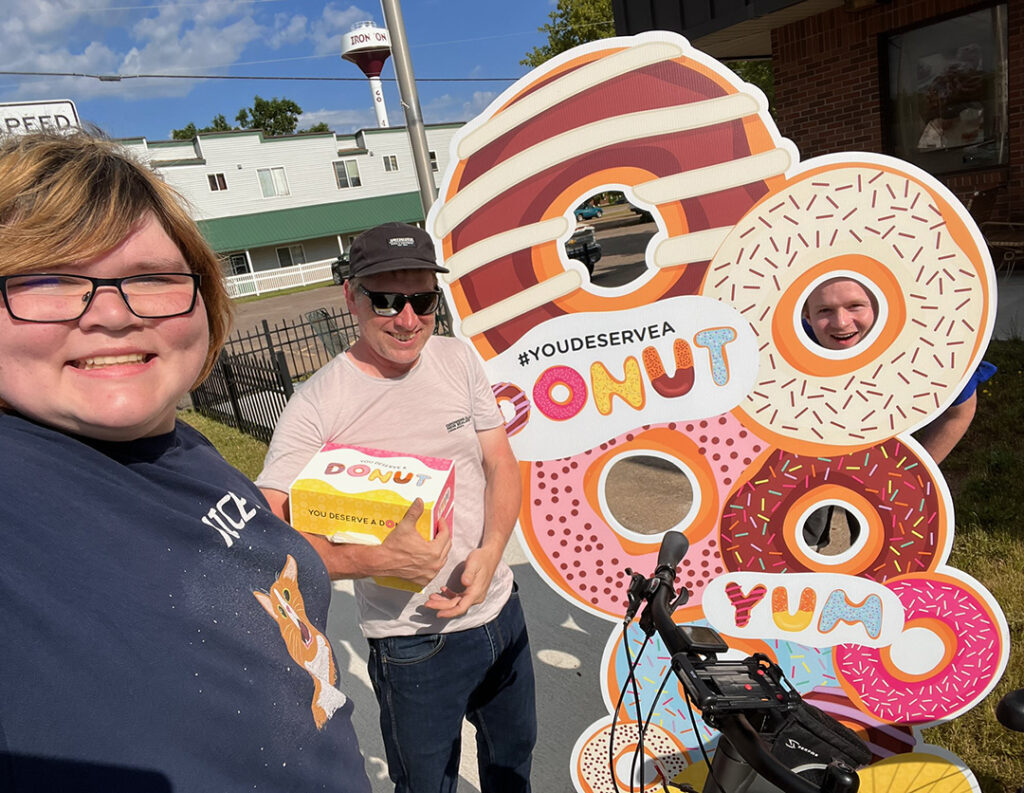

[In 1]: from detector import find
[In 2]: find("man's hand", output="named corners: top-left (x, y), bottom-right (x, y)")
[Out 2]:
top-left (375, 499), bottom-right (452, 586)
top-left (267, 494), bottom-right (451, 583)
top-left (424, 545), bottom-right (503, 618)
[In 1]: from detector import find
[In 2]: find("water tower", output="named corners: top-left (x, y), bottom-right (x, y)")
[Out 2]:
top-left (341, 21), bottom-right (392, 128)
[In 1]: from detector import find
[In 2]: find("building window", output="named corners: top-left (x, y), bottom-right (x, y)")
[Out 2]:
top-left (227, 253), bottom-right (248, 275)
top-left (429, 151), bottom-right (438, 172)
top-left (383, 154), bottom-right (399, 172)
top-left (884, 4), bottom-right (1008, 175)
top-left (257, 166), bottom-right (290, 197)
top-left (276, 245), bottom-right (306, 268)
top-left (208, 173), bottom-right (227, 191)
top-left (334, 159), bottom-right (362, 189)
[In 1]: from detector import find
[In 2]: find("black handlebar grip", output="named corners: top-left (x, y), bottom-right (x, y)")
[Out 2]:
top-left (996, 688), bottom-right (1024, 732)
top-left (657, 531), bottom-right (689, 572)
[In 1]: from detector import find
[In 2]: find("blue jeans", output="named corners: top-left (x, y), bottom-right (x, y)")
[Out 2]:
top-left (366, 587), bottom-right (536, 793)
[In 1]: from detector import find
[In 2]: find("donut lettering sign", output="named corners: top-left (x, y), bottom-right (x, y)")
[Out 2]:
top-left (426, 31), bottom-right (1008, 793)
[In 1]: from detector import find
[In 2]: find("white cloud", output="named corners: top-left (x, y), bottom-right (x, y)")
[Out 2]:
top-left (309, 3), bottom-right (373, 57)
top-left (267, 13), bottom-right (309, 49)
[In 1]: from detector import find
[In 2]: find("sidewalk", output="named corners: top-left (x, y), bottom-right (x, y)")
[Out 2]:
top-left (994, 269), bottom-right (1024, 340)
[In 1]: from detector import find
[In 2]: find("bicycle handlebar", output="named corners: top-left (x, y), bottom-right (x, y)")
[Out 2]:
top-left (633, 531), bottom-right (860, 793)
top-left (656, 530), bottom-right (689, 574)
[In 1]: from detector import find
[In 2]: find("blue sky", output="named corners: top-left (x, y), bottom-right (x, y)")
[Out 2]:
top-left (0, 0), bottom-right (580, 141)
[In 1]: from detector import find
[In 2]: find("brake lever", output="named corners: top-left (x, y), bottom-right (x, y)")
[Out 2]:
top-left (622, 569), bottom-right (648, 625)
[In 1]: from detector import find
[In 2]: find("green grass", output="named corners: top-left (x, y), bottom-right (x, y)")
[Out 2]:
top-left (919, 339), bottom-right (1024, 792)
top-left (179, 409), bottom-right (268, 480)
top-left (179, 342), bottom-right (1024, 790)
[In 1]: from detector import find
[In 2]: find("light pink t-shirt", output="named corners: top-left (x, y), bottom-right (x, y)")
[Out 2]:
top-left (257, 335), bottom-right (514, 638)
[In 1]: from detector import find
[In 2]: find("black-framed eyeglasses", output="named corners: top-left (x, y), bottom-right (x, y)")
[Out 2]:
top-left (357, 284), bottom-right (441, 317)
top-left (0, 272), bottom-right (201, 323)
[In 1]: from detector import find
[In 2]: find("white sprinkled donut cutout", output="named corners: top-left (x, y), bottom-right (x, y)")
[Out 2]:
top-left (702, 157), bottom-right (995, 452)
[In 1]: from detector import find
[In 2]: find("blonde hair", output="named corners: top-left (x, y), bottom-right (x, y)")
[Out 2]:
top-left (0, 128), bottom-right (232, 389)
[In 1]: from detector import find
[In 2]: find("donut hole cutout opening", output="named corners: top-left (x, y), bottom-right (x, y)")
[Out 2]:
top-left (794, 270), bottom-right (889, 359)
top-left (796, 501), bottom-right (870, 560)
top-left (598, 452), bottom-right (696, 538)
top-left (887, 626), bottom-right (950, 678)
top-left (585, 193), bottom-right (662, 291)
top-left (612, 746), bottom-right (665, 791)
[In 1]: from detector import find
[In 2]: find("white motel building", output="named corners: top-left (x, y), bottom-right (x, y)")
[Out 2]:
top-left (119, 123), bottom-right (462, 297)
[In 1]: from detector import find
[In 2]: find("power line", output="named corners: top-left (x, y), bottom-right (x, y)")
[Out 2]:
top-left (0, 70), bottom-right (520, 83)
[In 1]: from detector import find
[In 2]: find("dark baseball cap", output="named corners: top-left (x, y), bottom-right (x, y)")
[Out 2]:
top-left (347, 222), bottom-right (449, 278)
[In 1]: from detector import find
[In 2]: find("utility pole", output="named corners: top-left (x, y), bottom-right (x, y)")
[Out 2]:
top-left (380, 0), bottom-right (437, 216)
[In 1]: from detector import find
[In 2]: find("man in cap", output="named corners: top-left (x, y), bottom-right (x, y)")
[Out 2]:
top-left (257, 222), bottom-right (535, 793)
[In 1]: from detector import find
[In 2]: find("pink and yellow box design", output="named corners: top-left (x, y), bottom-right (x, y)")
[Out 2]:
top-left (289, 443), bottom-right (455, 591)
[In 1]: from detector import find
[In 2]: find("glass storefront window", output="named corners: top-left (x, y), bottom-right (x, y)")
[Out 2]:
top-left (885, 4), bottom-right (1008, 175)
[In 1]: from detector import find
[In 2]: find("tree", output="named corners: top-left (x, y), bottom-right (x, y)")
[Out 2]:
top-left (235, 95), bottom-right (303, 137)
top-left (172, 96), bottom-right (315, 139)
top-left (727, 60), bottom-right (775, 118)
top-left (171, 114), bottom-right (233, 140)
top-left (521, 0), bottom-right (615, 68)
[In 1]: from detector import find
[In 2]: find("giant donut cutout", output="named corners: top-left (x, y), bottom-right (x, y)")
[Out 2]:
top-left (425, 29), bottom-right (1007, 793)
top-left (518, 415), bottom-right (768, 619)
top-left (720, 438), bottom-right (949, 582)
top-left (572, 716), bottom-right (692, 793)
top-left (702, 158), bottom-right (994, 453)
top-left (430, 33), bottom-right (796, 361)
top-left (834, 572), bottom-right (1007, 725)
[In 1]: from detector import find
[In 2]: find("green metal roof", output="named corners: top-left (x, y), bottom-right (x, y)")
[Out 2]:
top-left (196, 191), bottom-right (425, 252)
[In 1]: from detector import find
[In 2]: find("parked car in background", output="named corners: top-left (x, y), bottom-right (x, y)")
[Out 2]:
top-left (331, 253), bottom-right (350, 284)
top-left (629, 203), bottom-right (654, 223)
top-left (565, 224), bottom-right (602, 274)
top-left (575, 204), bottom-right (603, 221)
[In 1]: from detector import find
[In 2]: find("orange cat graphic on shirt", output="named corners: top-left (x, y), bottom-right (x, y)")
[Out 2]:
top-left (254, 555), bottom-right (347, 729)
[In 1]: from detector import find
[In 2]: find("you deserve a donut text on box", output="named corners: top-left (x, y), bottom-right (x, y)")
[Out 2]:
top-left (289, 443), bottom-right (455, 592)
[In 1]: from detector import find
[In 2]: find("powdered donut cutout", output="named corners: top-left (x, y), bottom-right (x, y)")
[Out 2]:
top-left (833, 573), bottom-right (1006, 725)
top-left (572, 715), bottom-right (692, 793)
top-left (518, 415), bottom-right (767, 618)
top-left (720, 439), bottom-right (948, 582)
top-left (429, 33), bottom-right (794, 361)
top-left (701, 158), bottom-right (993, 453)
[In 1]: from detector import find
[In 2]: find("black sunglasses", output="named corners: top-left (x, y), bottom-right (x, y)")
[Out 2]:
top-left (357, 284), bottom-right (441, 317)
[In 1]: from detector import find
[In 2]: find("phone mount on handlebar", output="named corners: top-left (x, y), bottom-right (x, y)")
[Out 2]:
top-left (672, 651), bottom-right (801, 724)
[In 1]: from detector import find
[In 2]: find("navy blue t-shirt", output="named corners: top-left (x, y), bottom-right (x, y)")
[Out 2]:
top-left (0, 414), bottom-right (370, 792)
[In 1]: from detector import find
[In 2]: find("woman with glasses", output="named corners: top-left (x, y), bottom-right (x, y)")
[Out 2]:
top-left (0, 130), bottom-right (370, 792)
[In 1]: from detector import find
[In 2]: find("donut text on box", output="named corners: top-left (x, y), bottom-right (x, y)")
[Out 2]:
top-left (289, 443), bottom-right (454, 592)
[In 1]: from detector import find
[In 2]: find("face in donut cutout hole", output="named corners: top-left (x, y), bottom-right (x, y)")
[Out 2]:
top-left (598, 451), bottom-right (696, 538)
top-left (798, 274), bottom-right (886, 356)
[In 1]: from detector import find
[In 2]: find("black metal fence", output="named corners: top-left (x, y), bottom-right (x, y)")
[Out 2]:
top-left (189, 299), bottom-right (454, 442)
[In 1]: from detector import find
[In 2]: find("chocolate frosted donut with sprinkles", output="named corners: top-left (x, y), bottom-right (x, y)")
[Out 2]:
top-left (720, 439), bottom-right (948, 581)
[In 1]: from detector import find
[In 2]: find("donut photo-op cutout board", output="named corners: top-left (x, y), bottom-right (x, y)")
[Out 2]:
top-left (425, 31), bottom-right (1008, 793)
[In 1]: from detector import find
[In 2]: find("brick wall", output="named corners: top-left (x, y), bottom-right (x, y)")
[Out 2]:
top-left (772, 0), bottom-right (1022, 218)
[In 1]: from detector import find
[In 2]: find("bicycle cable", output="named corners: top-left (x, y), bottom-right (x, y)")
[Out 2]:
top-left (636, 665), bottom-right (674, 793)
top-left (683, 681), bottom-right (726, 792)
top-left (610, 623), bottom-right (652, 792)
